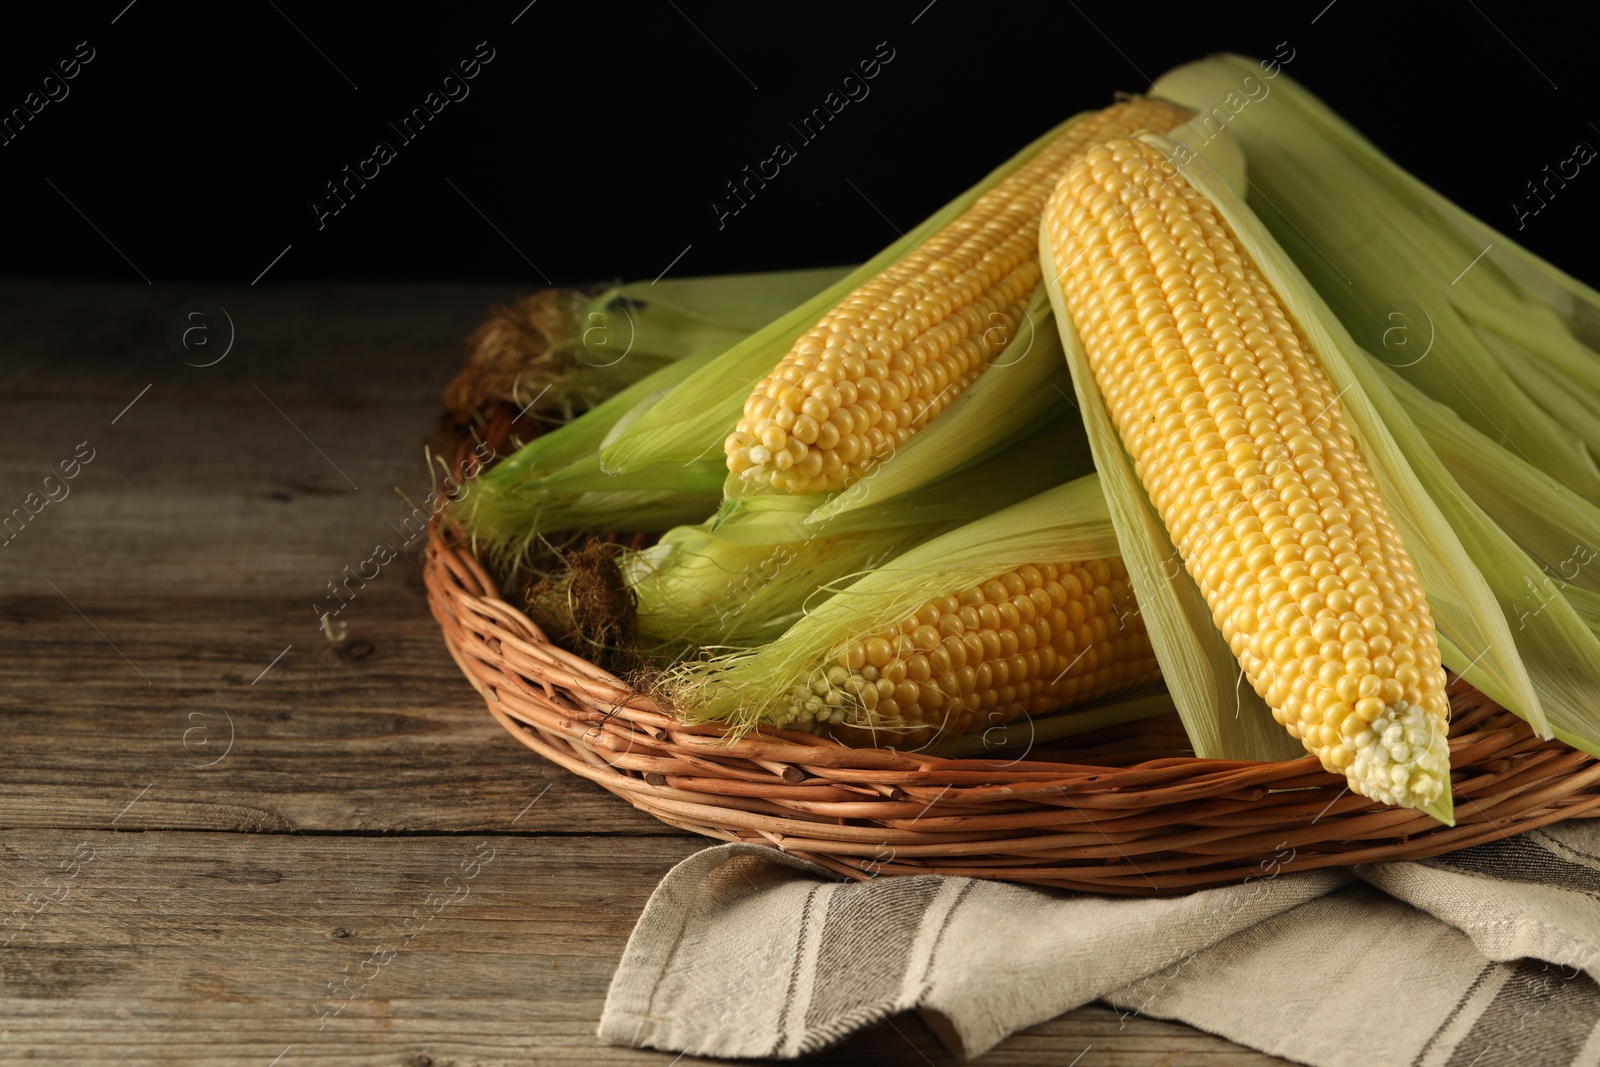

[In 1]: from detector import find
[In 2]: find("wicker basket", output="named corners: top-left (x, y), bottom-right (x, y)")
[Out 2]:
top-left (425, 525), bottom-right (1600, 895)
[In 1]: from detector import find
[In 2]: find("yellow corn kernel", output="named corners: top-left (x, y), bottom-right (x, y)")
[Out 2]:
top-left (789, 558), bottom-right (1159, 746)
top-left (1042, 137), bottom-right (1451, 809)
top-left (725, 99), bottom-right (1194, 494)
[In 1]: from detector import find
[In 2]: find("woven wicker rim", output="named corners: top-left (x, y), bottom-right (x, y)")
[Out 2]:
top-left (426, 528), bottom-right (1600, 895)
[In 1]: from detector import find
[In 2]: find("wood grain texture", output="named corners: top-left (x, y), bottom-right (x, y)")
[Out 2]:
top-left (0, 831), bottom-right (1291, 1066)
top-left (0, 282), bottom-right (1296, 1065)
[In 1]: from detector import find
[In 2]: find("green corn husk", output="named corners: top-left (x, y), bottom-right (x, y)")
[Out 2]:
top-left (627, 518), bottom-right (932, 656)
top-left (599, 113), bottom-right (1102, 479)
top-left (1224, 67), bottom-right (1600, 353)
top-left (919, 689), bottom-right (1180, 760)
top-left (602, 266), bottom-right (854, 340)
top-left (1441, 216), bottom-right (1600, 359)
top-left (669, 476), bottom-right (1155, 741)
top-left (1150, 56), bottom-right (1600, 505)
top-left (457, 350), bottom-right (723, 570)
top-left (1379, 362), bottom-right (1600, 614)
top-left (473, 267), bottom-right (847, 423)
top-left (576, 267), bottom-right (854, 399)
top-left (1392, 368), bottom-right (1600, 743)
top-left (492, 348), bottom-right (718, 486)
top-left (1061, 131), bottom-right (1600, 823)
top-left (627, 413), bottom-right (1093, 652)
top-left (1473, 327), bottom-right (1600, 466)
top-left (456, 266), bottom-right (854, 568)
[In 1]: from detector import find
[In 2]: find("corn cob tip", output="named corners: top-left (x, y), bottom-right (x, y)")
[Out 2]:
top-left (1343, 700), bottom-right (1450, 809)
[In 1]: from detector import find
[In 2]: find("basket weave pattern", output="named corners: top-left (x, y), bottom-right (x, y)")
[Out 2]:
top-left (426, 533), bottom-right (1600, 895)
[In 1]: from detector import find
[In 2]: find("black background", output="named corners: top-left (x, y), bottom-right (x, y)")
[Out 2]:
top-left (3, 1), bottom-right (1597, 286)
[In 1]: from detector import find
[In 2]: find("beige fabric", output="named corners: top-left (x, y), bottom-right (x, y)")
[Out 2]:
top-left (601, 820), bottom-right (1600, 1065)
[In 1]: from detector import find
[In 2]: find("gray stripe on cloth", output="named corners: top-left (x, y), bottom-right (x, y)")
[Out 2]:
top-left (774, 882), bottom-right (825, 1058)
top-left (1428, 835), bottom-right (1600, 899)
top-left (599, 844), bottom-right (845, 1060)
top-left (1442, 959), bottom-right (1600, 1067)
top-left (788, 876), bottom-right (975, 1056)
top-left (770, 874), bottom-right (852, 1059)
top-left (1412, 962), bottom-right (1500, 1067)
top-left (776, 872), bottom-right (972, 1057)
top-left (1530, 828), bottom-right (1600, 881)
top-left (804, 876), bottom-right (942, 1033)
top-left (910, 879), bottom-right (979, 1055)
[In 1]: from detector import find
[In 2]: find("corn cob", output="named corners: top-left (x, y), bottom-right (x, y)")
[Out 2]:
top-left (724, 99), bottom-right (1194, 494)
top-left (1042, 137), bottom-right (1451, 808)
top-left (801, 557), bottom-right (1158, 746)
top-left (1147, 59), bottom-right (1600, 767)
top-left (673, 478), bottom-right (1161, 747)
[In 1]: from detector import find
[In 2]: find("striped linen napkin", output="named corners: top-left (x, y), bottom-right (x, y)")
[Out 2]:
top-left (599, 820), bottom-right (1600, 1065)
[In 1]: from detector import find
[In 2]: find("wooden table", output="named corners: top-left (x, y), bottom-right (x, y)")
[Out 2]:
top-left (0, 282), bottom-right (1293, 1065)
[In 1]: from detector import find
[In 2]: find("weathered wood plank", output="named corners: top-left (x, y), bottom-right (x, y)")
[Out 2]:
top-left (0, 281), bottom-right (674, 835)
top-left (0, 597), bottom-right (682, 835)
top-left (0, 830), bottom-right (1292, 1066)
